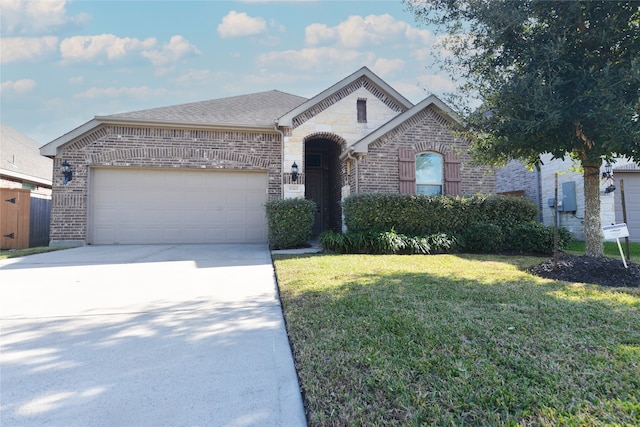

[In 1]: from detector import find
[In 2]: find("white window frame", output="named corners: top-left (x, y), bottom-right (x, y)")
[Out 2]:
top-left (416, 151), bottom-right (444, 195)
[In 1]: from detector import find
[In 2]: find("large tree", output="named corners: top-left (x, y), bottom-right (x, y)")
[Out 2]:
top-left (406, 0), bottom-right (640, 256)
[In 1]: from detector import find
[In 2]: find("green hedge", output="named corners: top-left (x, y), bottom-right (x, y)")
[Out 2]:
top-left (460, 222), bottom-right (505, 253)
top-left (265, 198), bottom-right (316, 249)
top-left (343, 193), bottom-right (538, 236)
top-left (509, 221), bottom-right (573, 254)
top-left (320, 230), bottom-right (458, 255)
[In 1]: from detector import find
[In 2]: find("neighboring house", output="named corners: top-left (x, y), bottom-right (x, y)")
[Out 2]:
top-left (1, 124), bottom-right (53, 249)
top-left (1, 124), bottom-right (52, 196)
top-left (497, 156), bottom-right (640, 242)
top-left (40, 67), bottom-right (495, 246)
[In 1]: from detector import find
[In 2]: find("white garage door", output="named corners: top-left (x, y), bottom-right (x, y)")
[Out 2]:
top-left (614, 172), bottom-right (640, 242)
top-left (90, 168), bottom-right (268, 244)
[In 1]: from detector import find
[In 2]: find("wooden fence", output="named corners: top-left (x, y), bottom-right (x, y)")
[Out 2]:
top-left (1, 188), bottom-right (51, 249)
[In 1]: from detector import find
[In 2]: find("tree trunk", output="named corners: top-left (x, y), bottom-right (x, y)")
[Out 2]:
top-left (582, 162), bottom-right (604, 257)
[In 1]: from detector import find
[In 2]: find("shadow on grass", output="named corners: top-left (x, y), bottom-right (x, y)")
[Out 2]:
top-left (274, 253), bottom-right (640, 426)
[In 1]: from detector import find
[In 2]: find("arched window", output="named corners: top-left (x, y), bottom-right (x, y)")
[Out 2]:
top-left (416, 152), bottom-right (443, 195)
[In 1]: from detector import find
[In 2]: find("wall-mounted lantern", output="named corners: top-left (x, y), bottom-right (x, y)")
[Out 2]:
top-left (602, 163), bottom-right (615, 193)
top-left (61, 160), bottom-right (73, 185)
top-left (291, 162), bottom-right (299, 182)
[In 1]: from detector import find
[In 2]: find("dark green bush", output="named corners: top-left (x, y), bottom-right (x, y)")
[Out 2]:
top-left (265, 198), bottom-right (316, 249)
top-left (319, 230), bottom-right (458, 255)
top-left (343, 193), bottom-right (537, 236)
top-left (460, 222), bottom-right (505, 253)
top-left (509, 222), bottom-right (573, 254)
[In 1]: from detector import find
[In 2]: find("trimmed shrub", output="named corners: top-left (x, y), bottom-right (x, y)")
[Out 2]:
top-left (460, 222), bottom-right (504, 253)
top-left (509, 222), bottom-right (573, 254)
top-left (265, 198), bottom-right (316, 249)
top-left (319, 230), bottom-right (458, 255)
top-left (343, 193), bottom-right (537, 237)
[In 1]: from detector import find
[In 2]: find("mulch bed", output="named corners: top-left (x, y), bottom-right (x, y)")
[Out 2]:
top-left (530, 253), bottom-right (640, 288)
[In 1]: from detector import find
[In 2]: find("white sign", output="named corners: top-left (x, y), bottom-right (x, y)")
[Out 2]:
top-left (602, 223), bottom-right (630, 240)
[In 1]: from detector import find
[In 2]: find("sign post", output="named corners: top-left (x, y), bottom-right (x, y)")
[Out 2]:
top-left (602, 223), bottom-right (630, 269)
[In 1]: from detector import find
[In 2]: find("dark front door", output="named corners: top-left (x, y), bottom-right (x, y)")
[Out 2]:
top-left (305, 168), bottom-right (323, 237)
top-left (305, 138), bottom-right (340, 237)
top-left (305, 148), bottom-right (332, 238)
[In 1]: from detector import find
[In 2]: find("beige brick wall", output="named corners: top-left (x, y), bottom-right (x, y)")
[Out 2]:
top-left (51, 125), bottom-right (282, 244)
top-left (283, 86), bottom-right (403, 198)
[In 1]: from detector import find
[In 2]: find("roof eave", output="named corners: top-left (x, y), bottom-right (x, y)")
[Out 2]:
top-left (40, 119), bottom-right (101, 157)
top-left (40, 117), bottom-right (278, 158)
top-left (95, 116), bottom-right (278, 132)
top-left (0, 169), bottom-right (52, 187)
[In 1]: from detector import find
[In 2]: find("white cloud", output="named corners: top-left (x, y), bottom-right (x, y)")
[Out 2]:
top-left (305, 14), bottom-right (433, 49)
top-left (1, 78), bottom-right (36, 94)
top-left (373, 58), bottom-right (405, 76)
top-left (74, 86), bottom-right (168, 100)
top-left (68, 76), bottom-right (84, 85)
top-left (217, 11), bottom-right (266, 38)
top-left (258, 47), bottom-right (374, 70)
top-left (0, 0), bottom-right (90, 36)
top-left (0, 36), bottom-right (58, 63)
top-left (173, 69), bottom-right (212, 84)
top-left (60, 34), bottom-right (157, 63)
top-left (141, 35), bottom-right (200, 66)
top-left (417, 73), bottom-right (457, 93)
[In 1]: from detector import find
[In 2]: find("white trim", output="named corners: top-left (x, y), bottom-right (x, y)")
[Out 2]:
top-left (0, 169), bottom-right (52, 186)
top-left (40, 119), bottom-right (101, 157)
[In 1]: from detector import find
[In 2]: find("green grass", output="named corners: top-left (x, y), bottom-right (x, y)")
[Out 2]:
top-left (0, 246), bottom-right (71, 260)
top-left (274, 254), bottom-right (640, 426)
top-left (565, 241), bottom-right (640, 263)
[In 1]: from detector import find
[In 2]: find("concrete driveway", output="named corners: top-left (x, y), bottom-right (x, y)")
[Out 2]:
top-left (0, 244), bottom-right (306, 427)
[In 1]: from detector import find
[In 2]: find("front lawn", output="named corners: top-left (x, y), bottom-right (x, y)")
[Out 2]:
top-left (0, 246), bottom-right (70, 260)
top-left (565, 240), bottom-right (640, 263)
top-left (274, 254), bottom-right (640, 426)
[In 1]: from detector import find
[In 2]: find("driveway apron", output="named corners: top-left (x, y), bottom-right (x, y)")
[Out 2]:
top-left (0, 244), bottom-right (307, 427)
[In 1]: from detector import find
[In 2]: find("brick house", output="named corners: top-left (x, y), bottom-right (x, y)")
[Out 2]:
top-left (40, 67), bottom-right (495, 246)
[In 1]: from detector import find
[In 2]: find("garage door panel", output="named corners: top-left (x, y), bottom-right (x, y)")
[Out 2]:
top-left (90, 168), bottom-right (268, 244)
top-left (615, 172), bottom-right (640, 242)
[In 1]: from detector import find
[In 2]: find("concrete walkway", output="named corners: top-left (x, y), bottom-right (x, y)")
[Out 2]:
top-left (0, 244), bottom-right (306, 427)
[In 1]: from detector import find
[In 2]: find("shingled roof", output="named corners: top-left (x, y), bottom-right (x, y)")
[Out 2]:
top-left (99, 90), bottom-right (308, 128)
top-left (1, 124), bottom-right (52, 186)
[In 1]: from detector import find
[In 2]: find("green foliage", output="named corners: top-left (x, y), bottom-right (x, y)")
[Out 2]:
top-left (265, 198), bottom-right (316, 249)
top-left (406, 0), bottom-right (640, 167)
top-left (405, 0), bottom-right (640, 257)
top-left (319, 230), bottom-right (458, 255)
top-left (460, 222), bottom-right (504, 253)
top-left (343, 193), bottom-right (537, 236)
top-left (509, 222), bottom-right (573, 255)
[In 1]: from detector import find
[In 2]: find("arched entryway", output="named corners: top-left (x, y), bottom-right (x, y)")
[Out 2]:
top-left (304, 134), bottom-right (344, 237)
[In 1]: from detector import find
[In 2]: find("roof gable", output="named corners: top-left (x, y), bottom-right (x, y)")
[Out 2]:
top-left (277, 66), bottom-right (413, 128)
top-left (347, 95), bottom-right (461, 155)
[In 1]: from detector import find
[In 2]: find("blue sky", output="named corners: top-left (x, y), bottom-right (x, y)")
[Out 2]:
top-left (1, 0), bottom-right (455, 145)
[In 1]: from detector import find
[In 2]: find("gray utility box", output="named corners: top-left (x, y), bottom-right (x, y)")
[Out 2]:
top-left (547, 181), bottom-right (577, 212)
top-left (561, 181), bottom-right (577, 213)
